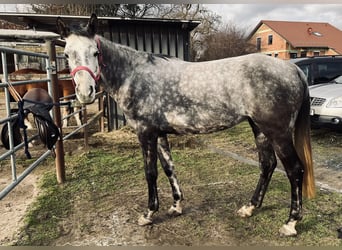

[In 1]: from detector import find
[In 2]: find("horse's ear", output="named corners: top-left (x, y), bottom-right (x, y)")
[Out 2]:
top-left (56, 16), bottom-right (70, 38)
top-left (87, 13), bottom-right (98, 37)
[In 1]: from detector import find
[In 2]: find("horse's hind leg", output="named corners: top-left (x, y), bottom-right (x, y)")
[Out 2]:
top-left (157, 135), bottom-right (183, 216)
top-left (274, 138), bottom-right (304, 236)
top-left (237, 119), bottom-right (277, 217)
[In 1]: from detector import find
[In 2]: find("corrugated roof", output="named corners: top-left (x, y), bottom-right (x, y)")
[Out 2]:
top-left (0, 13), bottom-right (200, 34)
top-left (249, 20), bottom-right (342, 54)
top-left (0, 29), bottom-right (59, 42)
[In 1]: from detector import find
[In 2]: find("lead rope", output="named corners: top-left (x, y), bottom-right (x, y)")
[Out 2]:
top-left (7, 80), bottom-right (22, 102)
top-left (6, 81), bottom-right (31, 158)
top-left (18, 100), bottom-right (31, 158)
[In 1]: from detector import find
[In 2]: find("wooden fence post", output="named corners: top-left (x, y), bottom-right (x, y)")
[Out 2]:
top-left (46, 39), bottom-right (66, 184)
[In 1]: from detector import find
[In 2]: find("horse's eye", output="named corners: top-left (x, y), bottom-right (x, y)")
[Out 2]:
top-left (94, 51), bottom-right (99, 57)
top-left (64, 53), bottom-right (69, 59)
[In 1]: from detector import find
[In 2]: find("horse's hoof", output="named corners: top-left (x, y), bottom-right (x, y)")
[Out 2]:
top-left (138, 215), bottom-right (153, 226)
top-left (237, 205), bottom-right (255, 218)
top-left (168, 204), bottom-right (182, 216)
top-left (279, 221), bottom-right (297, 237)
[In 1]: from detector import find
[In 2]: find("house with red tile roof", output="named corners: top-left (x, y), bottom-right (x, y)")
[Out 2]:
top-left (248, 20), bottom-right (342, 60)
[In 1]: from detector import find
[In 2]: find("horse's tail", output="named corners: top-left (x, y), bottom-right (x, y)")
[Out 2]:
top-left (294, 69), bottom-right (315, 199)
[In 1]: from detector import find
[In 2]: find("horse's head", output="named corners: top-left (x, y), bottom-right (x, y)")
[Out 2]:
top-left (56, 14), bottom-right (100, 104)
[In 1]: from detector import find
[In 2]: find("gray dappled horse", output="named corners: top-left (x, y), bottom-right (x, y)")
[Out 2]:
top-left (57, 14), bottom-right (315, 236)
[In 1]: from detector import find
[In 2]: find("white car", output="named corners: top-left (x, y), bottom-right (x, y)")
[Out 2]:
top-left (309, 75), bottom-right (342, 129)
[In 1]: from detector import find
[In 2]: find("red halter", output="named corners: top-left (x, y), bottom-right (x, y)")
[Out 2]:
top-left (70, 36), bottom-right (103, 85)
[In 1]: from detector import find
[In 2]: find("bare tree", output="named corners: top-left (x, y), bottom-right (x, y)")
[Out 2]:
top-left (197, 22), bottom-right (257, 61)
top-left (158, 4), bottom-right (222, 61)
top-left (0, 19), bottom-right (24, 29)
top-left (30, 4), bottom-right (159, 18)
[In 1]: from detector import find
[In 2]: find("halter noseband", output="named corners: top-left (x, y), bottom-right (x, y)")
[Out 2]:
top-left (70, 36), bottom-right (103, 84)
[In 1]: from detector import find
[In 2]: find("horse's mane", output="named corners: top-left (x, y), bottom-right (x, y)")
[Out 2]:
top-left (146, 53), bottom-right (173, 65)
top-left (68, 23), bottom-right (93, 38)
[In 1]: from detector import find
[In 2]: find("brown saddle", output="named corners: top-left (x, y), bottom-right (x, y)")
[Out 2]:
top-left (1, 88), bottom-right (60, 158)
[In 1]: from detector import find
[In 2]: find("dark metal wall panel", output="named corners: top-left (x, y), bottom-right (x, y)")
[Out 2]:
top-left (101, 20), bottom-right (194, 130)
top-left (103, 21), bottom-right (190, 61)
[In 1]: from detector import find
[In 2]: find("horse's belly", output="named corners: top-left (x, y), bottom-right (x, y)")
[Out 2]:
top-left (163, 110), bottom-right (245, 134)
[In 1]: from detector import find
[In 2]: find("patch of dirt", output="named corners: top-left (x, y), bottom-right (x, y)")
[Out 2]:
top-left (54, 205), bottom-right (148, 246)
top-left (52, 179), bottom-right (240, 246)
top-left (0, 171), bottom-right (41, 244)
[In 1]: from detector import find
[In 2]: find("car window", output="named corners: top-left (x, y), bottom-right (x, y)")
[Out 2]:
top-left (298, 64), bottom-right (312, 85)
top-left (333, 75), bottom-right (342, 84)
top-left (316, 62), bottom-right (342, 83)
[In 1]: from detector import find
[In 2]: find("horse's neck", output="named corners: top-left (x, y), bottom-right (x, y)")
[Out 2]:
top-left (100, 37), bottom-right (141, 91)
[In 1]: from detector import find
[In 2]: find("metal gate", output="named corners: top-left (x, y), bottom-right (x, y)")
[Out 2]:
top-left (0, 30), bottom-right (105, 200)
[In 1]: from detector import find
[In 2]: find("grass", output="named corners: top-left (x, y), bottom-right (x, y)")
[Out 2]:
top-left (16, 171), bottom-right (72, 245)
top-left (9, 122), bottom-right (342, 246)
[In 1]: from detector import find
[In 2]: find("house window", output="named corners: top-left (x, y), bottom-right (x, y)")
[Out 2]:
top-left (256, 37), bottom-right (261, 51)
top-left (268, 35), bottom-right (273, 45)
top-left (314, 51), bottom-right (320, 57)
top-left (290, 53), bottom-right (297, 59)
top-left (274, 53), bottom-right (278, 58)
top-left (300, 51), bottom-right (307, 58)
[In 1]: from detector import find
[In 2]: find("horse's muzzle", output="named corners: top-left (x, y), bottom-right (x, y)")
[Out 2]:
top-left (74, 84), bottom-right (95, 104)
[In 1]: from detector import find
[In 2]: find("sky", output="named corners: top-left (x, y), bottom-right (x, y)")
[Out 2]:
top-left (1, 3), bottom-right (342, 34)
top-left (204, 4), bottom-right (342, 33)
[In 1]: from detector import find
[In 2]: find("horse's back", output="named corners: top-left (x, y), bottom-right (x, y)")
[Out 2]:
top-left (9, 68), bottom-right (48, 97)
top-left (178, 53), bottom-right (305, 113)
top-left (9, 68), bottom-right (74, 98)
top-left (172, 54), bottom-right (305, 133)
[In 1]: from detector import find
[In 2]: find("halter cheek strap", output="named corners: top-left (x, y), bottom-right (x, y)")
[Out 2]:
top-left (70, 36), bottom-right (103, 84)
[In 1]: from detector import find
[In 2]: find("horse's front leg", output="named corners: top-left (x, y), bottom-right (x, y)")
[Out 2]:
top-left (74, 106), bottom-right (83, 126)
top-left (157, 135), bottom-right (183, 216)
top-left (62, 106), bottom-right (69, 127)
top-left (137, 131), bottom-right (159, 226)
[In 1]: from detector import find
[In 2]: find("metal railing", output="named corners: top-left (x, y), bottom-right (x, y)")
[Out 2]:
top-left (0, 40), bottom-right (105, 200)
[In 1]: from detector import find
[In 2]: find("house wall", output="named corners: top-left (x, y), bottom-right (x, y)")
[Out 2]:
top-left (249, 23), bottom-right (287, 59)
top-left (248, 23), bottom-right (338, 60)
